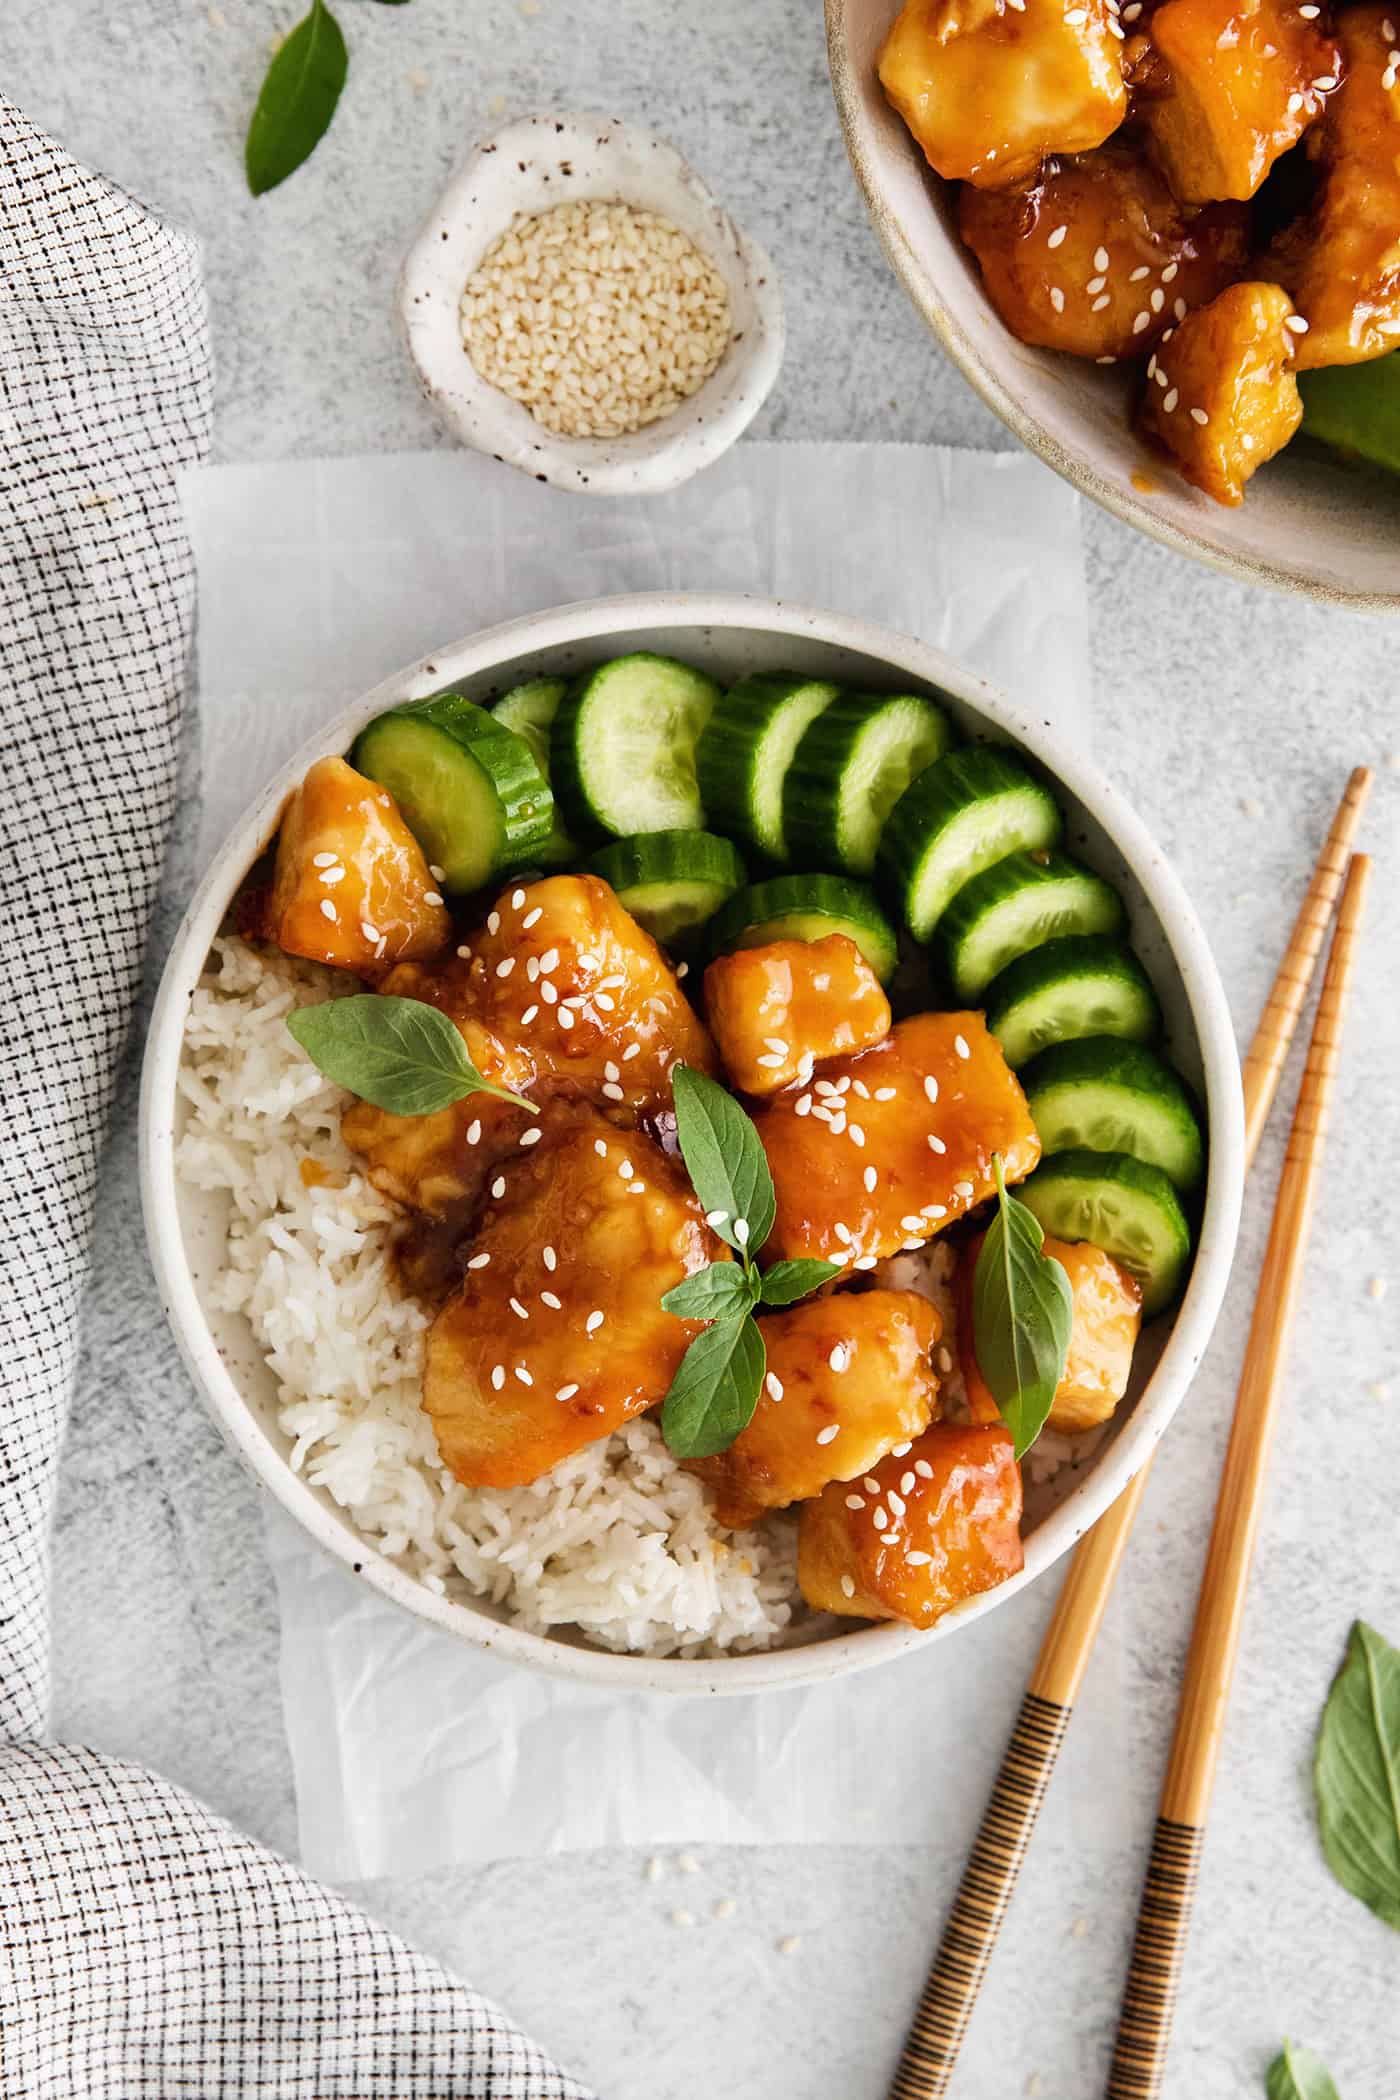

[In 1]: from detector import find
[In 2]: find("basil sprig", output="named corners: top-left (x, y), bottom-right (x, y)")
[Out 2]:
top-left (1266, 2042), bottom-right (1342, 2100)
top-left (659, 1066), bottom-right (836, 1460)
top-left (287, 995), bottom-right (536, 1117)
top-left (1315, 1619), bottom-right (1400, 1930)
top-left (972, 1154), bottom-right (1072, 1459)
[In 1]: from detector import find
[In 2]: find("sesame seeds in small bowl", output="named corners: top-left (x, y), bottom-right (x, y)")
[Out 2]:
top-left (399, 113), bottom-right (785, 496)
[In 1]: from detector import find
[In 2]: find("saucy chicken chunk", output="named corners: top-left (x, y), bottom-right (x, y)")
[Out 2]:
top-left (1139, 0), bottom-right (1343, 202)
top-left (703, 935), bottom-right (892, 1097)
top-left (423, 1104), bottom-right (722, 1488)
top-left (268, 757), bottom-right (451, 973)
top-left (1267, 5), bottom-right (1400, 366)
top-left (689, 1290), bottom-right (942, 1528)
top-left (1141, 280), bottom-right (1303, 502)
top-left (957, 1232), bottom-right (1143, 1431)
top-left (341, 1023), bottom-right (536, 1218)
top-left (879, 0), bottom-right (1127, 189)
top-left (959, 142), bottom-right (1249, 358)
top-left (753, 1013), bottom-right (1040, 1269)
top-left (798, 1423), bottom-right (1024, 1626)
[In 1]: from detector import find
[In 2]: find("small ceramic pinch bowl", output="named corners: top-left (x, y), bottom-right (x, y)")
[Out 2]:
top-left (142, 591), bottom-right (1244, 1696)
top-left (398, 112), bottom-right (785, 497)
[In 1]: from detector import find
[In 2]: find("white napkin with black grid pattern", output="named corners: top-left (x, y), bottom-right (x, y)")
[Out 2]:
top-left (0, 98), bottom-right (590, 2099)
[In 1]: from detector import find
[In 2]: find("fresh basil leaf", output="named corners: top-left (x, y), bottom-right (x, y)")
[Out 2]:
top-left (759, 1258), bottom-right (840, 1307)
top-left (1315, 1619), bottom-right (1400, 1931)
top-left (972, 1154), bottom-right (1072, 1460)
top-left (670, 1065), bottom-right (776, 1259)
top-left (245, 0), bottom-right (349, 196)
top-left (287, 995), bottom-right (535, 1117)
top-left (660, 1314), bottom-right (766, 1459)
top-left (660, 1262), bottom-right (757, 1321)
top-left (1266, 2041), bottom-right (1342, 2100)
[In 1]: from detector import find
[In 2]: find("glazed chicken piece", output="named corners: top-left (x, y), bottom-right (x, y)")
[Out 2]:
top-left (341, 1023), bottom-right (536, 1218)
top-left (688, 1290), bottom-right (942, 1528)
top-left (267, 756), bottom-right (451, 974)
top-left (1141, 280), bottom-right (1303, 502)
top-left (959, 142), bottom-right (1250, 359)
top-left (703, 935), bottom-right (892, 1097)
top-left (956, 1232), bottom-right (1143, 1432)
top-left (798, 1423), bottom-right (1024, 1627)
top-left (752, 1013), bottom-right (1040, 1269)
top-left (878, 0), bottom-right (1127, 190)
top-left (1138, 0), bottom-right (1344, 203)
top-left (423, 1103), bottom-right (722, 1488)
top-left (342, 873), bottom-right (714, 1217)
top-left (1267, 6), bottom-right (1400, 367)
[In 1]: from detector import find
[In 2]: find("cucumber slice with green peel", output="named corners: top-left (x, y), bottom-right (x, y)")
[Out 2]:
top-left (586, 831), bottom-right (747, 946)
top-left (696, 675), bottom-right (841, 860)
top-left (1021, 1038), bottom-right (1204, 1192)
top-left (1017, 1149), bottom-right (1192, 1316)
top-left (782, 691), bottom-right (954, 876)
top-left (708, 872), bottom-right (899, 983)
top-left (353, 698), bottom-right (553, 894)
top-left (551, 653), bottom-right (721, 840)
top-left (985, 936), bottom-right (1161, 1069)
top-left (1300, 352), bottom-right (1400, 478)
top-left (940, 851), bottom-right (1125, 1001)
top-left (493, 678), bottom-right (574, 865)
top-left (878, 746), bottom-right (1063, 941)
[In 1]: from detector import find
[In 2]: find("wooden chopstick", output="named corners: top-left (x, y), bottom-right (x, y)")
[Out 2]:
top-left (1105, 851), bottom-right (1370, 2098)
top-left (885, 770), bottom-right (1371, 2100)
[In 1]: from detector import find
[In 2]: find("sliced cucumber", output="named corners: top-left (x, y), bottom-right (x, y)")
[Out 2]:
top-left (1021, 1038), bottom-right (1204, 1192)
top-left (940, 850), bottom-right (1125, 1001)
top-left (493, 677), bottom-right (574, 866)
top-left (878, 746), bottom-right (1063, 942)
top-left (708, 872), bottom-right (899, 983)
top-left (551, 654), bottom-right (721, 840)
top-left (782, 691), bottom-right (953, 877)
top-left (1017, 1149), bottom-right (1192, 1316)
top-left (984, 936), bottom-right (1161, 1069)
top-left (586, 831), bottom-right (746, 946)
top-left (353, 696), bottom-right (553, 893)
top-left (696, 676), bottom-right (840, 860)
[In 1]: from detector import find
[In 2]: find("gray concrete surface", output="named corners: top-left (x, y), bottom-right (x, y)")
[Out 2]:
top-left (9, 4), bottom-right (1400, 2096)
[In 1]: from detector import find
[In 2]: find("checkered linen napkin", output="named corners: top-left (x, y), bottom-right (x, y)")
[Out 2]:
top-left (0, 100), bottom-right (590, 2099)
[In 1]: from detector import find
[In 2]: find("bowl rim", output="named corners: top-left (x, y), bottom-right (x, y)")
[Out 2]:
top-left (396, 110), bottom-right (786, 498)
top-left (824, 0), bottom-right (1400, 614)
top-left (140, 588), bottom-right (1244, 1696)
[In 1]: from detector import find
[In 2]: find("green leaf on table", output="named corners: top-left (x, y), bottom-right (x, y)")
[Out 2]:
top-left (287, 995), bottom-right (536, 1118)
top-left (660, 1262), bottom-right (757, 1322)
top-left (972, 1153), bottom-right (1073, 1459)
top-left (759, 1258), bottom-right (840, 1307)
top-left (1266, 2040), bottom-right (1342, 2100)
top-left (670, 1064), bottom-right (776, 1259)
top-left (1315, 1619), bottom-right (1400, 1931)
top-left (245, 0), bottom-right (349, 196)
top-left (660, 1313), bottom-right (766, 1460)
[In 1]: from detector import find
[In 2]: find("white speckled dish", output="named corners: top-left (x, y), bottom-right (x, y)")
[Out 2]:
top-left (827, 0), bottom-right (1400, 609)
top-left (398, 113), bottom-right (785, 497)
top-left (141, 592), bottom-right (1244, 1695)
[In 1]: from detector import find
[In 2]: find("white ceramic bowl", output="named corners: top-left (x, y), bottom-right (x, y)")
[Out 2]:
top-left (826, 0), bottom-right (1400, 609)
top-left (398, 113), bottom-right (784, 497)
top-left (141, 591), bottom-right (1244, 1695)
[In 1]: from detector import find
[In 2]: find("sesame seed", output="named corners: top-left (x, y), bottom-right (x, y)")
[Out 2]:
top-left (596, 994), bottom-right (616, 1013)
top-left (465, 1118), bottom-right (482, 1145)
top-left (887, 1490), bottom-right (906, 1517)
top-left (845, 1494), bottom-right (865, 1511)
top-left (828, 1343), bottom-right (851, 1373)
top-left (854, 1254), bottom-right (877, 1270)
top-left (467, 1252), bottom-right (491, 1270)
top-left (872, 1505), bottom-right (889, 1529)
top-left (1132, 311), bottom-right (1151, 335)
top-left (623, 1042), bottom-right (642, 1061)
top-left (705, 1209), bottom-right (729, 1229)
top-left (491, 1365), bottom-right (506, 1390)
top-left (496, 957), bottom-right (515, 978)
top-left (558, 1006), bottom-right (575, 1029)
top-left (522, 905), bottom-right (542, 928)
top-left (1064, 7), bottom-right (1087, 21)
top-left (1284, 313), bottom-right (1310, 333)
top-left (816, 1424), bottom-right (839, 1445)
top-left (915, 1459), bottom-right (934, 1480)
top-left (360, 920), bottom-right (380, 942)
top-left (556, 1381), bottom-right (579, 1400)
top-left (838, 1581), bottom-right (854, 1604)
top-left (954, 1180), bottom-right (975, 1199)
top-left (849, 1124), bottom-right (866, 1147)
top-left (863, 1166), bottom-right (878, 1193)
top-left (881, 1531), bottom-right (899, 1545)
top-left (834, 1222), bottom-right (852, 1245)
top-left (312, 851), bottom-right (337, 867)
top-left (734, 1219), bottom-right (750, 1246)
top-left (954, 1035), bottom-right (971, 1061)
top-left (620, 1159), bottom-right (635, 1179)
top-left (594, 1139), bottom-right (608, 1157)
top-left (1161, 261), bottom-right (1179, 283)
top-left (1163, 387), bottom-right (1179, 412)
top-left (520, 1004), bottom-right (539, 1024)
top-left (514, 1365), bottom-right (533, 1386)
top-left (509, 1297), bottom-right (529, 1320)
top-left (764, 1037), bottom-right (788, 1055)
top-left (874, 1086), bottom-right (896, 1101)
top-left (1093, 245), bottom-right (1110, 272)
top-left (1190, 407), bottom-right (1209, 425)
top-left (795, 1095), bottom-right (813, 1118)
top-left (756, 1052), bottom-right (786, 1069)
top-left (1130, 265), bottom-right (1151, 284)
top-left (1174, 297), bottom-right (1188, 321)
top-left (1047, 225), bottom-right (1068, 248)
top-left (906, 1551), bottom-right (932, 1567)
top-left (586, 1310), bottom-right (604, 1333)
top-left (541, 1291), bottom-right (562, 1309)
top-left (543, 1245), bottom-right (557, 1270)
top-left (676, 962), bottom-right (689, 979)
top-left (1313, 72), bottom-right (1337, 87)
top-left (487, 911), bottom-right (501, 935)
top-left (603, 1081), bottom-right (625, 1101)
top-left (1049, 286), bottom-right (1065, 314)
top-left (456, 945), bottom-right (472, 960)
top-left (319, 899), bottom-right (337, 922)
top-left (924, 1075), bottom-right (940, 1104)
top-left (510, 888), bottom-right (526, 910)
top-left (520, 1127), bottom-right (542, 1147)
top-left (491, 1175), bottom-right (507, 1197)
top-left (864, 1477), bottom-right (881, 1494)
top-left (1091, 295), bottom-right (1111, 312)
top-left (891, 1441), bottom-right (912, 1457)
top-left (1150, 288), bottom-right (1165, 312)
top-left (627, 1181), bottom-right (646, 1194)
top-left (900, 1471), bottom-right (916, 1494)
top-left (604, 1060), bottom-right (620, 1082)
top-left (901, 1215), bottom-right (925, 1234)
top-left (539, 947), bottom-right (559, 972)
top-left (928, 1133), bottom-right (947, 1155)
top-left (424, 892), bottom-right (444, 908)
top-left (1086, 276), bottom-right (1106, 295)
top-left (766, 1372), bottom-right (785, 1402)
top-left (828, 1114), bottom-right (847, 1135)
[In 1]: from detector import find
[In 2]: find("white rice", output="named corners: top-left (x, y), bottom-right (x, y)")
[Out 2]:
top-left (175, 938), bottom-right (1087, 1657)
top-left (176, 938), bottom-right (799, 1656)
